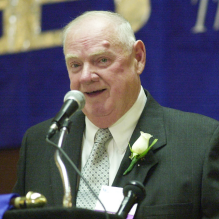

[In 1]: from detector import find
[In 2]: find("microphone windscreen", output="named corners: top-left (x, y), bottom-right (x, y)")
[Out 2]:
top-left (64, 90), bottom-right (85, 110)
top-left (123, 181), bottom-right (146, 202)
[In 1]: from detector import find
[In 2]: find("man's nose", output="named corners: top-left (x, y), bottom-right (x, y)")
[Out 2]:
top-left (80, 64), bottom-right (92, 84)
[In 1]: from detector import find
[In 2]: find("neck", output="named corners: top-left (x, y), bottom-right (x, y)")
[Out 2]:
top-left (87, 113), bottom-right (120, 129)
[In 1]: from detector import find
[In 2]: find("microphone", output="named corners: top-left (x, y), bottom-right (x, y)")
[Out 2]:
top-left (47, 90), bottom-right (85, 139)
top-left (116, 181), bottom-right (146, 219)
top-left (10, 192), bottom-right (47, 209)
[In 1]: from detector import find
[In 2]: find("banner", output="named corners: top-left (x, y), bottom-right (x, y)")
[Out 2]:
top-left (0, 0), bottom-right (219, 149)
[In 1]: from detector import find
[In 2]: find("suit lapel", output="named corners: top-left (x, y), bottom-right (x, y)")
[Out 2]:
top-left (112, 90), bottom-right (166, 187)
top-left (50, 111), bottom-right (85, 206)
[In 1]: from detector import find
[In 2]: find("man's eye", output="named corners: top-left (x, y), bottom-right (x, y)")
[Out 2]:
top-left (71, 63), bottom-right (80, 68)
top-left (100, 58), bottom-right (108, 63)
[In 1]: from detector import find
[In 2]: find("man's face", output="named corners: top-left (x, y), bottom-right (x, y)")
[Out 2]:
top-left (64, 18), bottom-right (143, 126)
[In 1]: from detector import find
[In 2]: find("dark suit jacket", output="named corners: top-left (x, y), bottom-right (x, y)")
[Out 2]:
top-left (13, 90), bottom-right (219, 219)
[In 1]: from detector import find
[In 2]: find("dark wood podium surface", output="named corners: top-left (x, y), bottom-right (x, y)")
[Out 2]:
top-left (3, 206), bottom-right (123, 219)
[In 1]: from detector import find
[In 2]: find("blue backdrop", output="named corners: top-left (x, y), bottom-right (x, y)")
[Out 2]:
top-left (0, 0), bottom-right (219, 149)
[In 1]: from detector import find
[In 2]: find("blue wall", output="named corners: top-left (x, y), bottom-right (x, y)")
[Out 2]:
top-left (0, 0), bottom-right (219, 149)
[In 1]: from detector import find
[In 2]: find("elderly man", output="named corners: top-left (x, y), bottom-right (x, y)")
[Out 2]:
top-left (13, 11), bottom-right (219, 218)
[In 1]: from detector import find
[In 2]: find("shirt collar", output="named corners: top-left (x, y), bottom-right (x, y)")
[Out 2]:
top-left (109, 86), bottom-right (146, 153)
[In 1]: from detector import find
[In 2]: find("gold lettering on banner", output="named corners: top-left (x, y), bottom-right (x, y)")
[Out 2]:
top-left (0, 0), bottom-right (75, 55)
top-left (114, 0), bottom-right (151, 32)
top-left (0, 0), bottom-right (150, 55)
top-left (191, 0), bottom-right (219, 33)
top-left (213, 0), bottom-right (219, 30)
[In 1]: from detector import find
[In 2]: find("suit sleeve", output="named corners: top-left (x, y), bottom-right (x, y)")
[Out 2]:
top-left (202, 125), bottom-right (219, 218)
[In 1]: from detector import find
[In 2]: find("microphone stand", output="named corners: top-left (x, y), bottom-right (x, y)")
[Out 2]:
top-left (46, 119), bottom-right (111, 219)
top-left (54, 119), bottom-right (72, 207)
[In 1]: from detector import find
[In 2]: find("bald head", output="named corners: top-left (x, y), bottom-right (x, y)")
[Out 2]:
top-left (63, 11), bottom-right (136, 53)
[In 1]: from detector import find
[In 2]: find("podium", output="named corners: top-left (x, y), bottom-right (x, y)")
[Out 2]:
top-left (3, 206), bottom-right (124, 219)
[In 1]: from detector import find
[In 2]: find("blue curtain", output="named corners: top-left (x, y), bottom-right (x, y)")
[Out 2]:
top-left (0, 0), bottom-right (219, 149)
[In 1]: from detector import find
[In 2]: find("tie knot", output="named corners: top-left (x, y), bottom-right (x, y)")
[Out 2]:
top-left (94, 128), bottom-right (112, 144)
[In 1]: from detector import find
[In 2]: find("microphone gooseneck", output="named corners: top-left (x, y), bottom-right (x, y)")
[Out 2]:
top-left (46, 90), bottom-right (85, 207)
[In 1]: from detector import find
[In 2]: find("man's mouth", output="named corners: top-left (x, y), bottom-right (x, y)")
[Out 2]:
top-left (85, 89), bottom-right (106, 96)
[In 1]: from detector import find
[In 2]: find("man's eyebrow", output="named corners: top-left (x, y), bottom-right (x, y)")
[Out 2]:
top-left (89, 50), bottom-right (108, 57)
top-left (65, 54), bottom-right (79, 61)
top-left (65, 50), bottom-right (112, 61)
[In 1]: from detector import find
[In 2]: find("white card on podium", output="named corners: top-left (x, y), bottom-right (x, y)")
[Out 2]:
top-left (94, 185), bottom-right (137, 219)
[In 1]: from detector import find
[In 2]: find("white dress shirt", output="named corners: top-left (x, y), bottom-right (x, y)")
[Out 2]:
top-left (81, 86), bottom-right (147, 185)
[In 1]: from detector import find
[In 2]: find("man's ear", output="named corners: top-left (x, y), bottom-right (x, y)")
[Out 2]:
top-left (133, 40), bottom-right (146, 75)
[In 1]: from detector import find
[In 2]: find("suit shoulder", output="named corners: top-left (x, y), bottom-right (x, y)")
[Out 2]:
top-left (25, 118), bottom-right (53, 135)
top-left (162, 106), bottom-right (219, 130)
top-left (24, 110), bottom-right (85, 137)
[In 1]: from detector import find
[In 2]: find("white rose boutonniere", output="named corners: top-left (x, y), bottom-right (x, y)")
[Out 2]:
top-left (123, 131), bottom-right (158, 175)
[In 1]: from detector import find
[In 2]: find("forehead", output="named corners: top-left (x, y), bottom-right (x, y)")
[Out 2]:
top-left (64, 18), bottom-right (120, 53)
